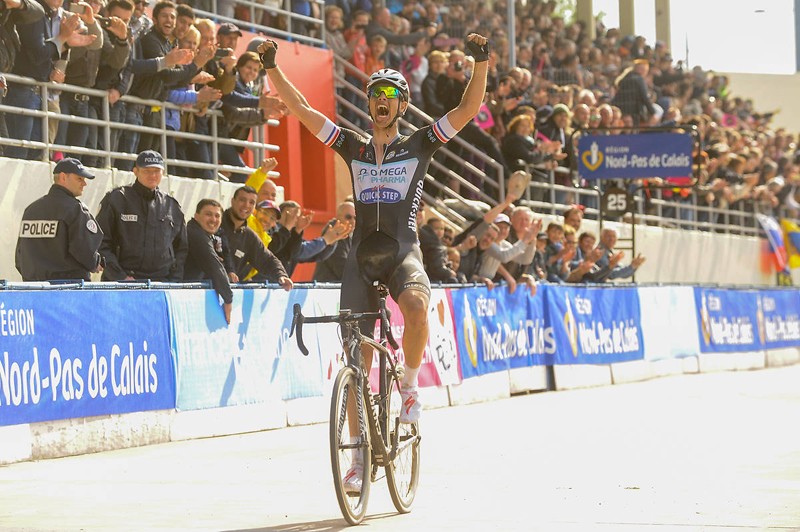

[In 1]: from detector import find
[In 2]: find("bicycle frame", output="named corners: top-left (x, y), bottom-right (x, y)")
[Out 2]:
top-left (290, 284), bottom-right (404, 464)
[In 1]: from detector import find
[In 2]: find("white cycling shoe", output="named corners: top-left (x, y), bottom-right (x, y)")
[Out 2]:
top-left (399, 386), bottom-right (421, 424)
top-left (342, 465), bottom-right (363, 495)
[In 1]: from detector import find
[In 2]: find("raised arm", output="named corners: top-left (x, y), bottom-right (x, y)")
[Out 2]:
top-left (258, 40), bottom-right (328, 136)
top-left (445, 33), bottom-right (489, 131)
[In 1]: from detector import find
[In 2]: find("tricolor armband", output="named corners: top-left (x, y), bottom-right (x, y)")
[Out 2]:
top-left (316, 118), bottom-right (340, 147)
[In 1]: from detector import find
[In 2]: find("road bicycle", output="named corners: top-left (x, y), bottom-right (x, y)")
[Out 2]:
top-left (290, 282), bottom-right (421, 525)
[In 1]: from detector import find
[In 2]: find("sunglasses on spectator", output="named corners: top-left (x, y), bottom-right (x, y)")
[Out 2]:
top-left (369, 86), bottom-right (400, 99)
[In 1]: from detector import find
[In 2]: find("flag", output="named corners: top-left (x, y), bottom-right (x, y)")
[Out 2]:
top-left (780, 218), bottom-right (800, 269)
top-left (756, 214), bottom-right (788, 273)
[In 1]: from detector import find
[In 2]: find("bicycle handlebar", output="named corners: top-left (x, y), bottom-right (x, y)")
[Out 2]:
top-left (290, 303), bottom-right (400, 355)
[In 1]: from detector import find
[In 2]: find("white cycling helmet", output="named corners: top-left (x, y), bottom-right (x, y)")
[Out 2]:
top-left (366, 68), bottom-right (410, 101)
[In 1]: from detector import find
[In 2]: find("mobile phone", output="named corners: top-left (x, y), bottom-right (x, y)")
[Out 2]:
top-left (69, 3), bottom-right (86, 14)
top-left (214, 48), bottom-right (230, 59)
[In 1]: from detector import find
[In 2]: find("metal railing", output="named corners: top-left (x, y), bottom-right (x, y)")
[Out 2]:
top-left (0, 73), bottom-right (281, 181)
top-left (196, 0), bottom-right (326, 48)
top-left (329, 57), bottom-right (788, 235)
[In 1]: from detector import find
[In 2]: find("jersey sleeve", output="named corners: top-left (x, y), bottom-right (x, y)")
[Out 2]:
top-left (315, 118), bottom-right (365, 161)
top-left (417, 115), bottom-right (459, 154)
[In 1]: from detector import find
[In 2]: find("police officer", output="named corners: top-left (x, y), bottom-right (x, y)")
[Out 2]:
top-left (96, 150), bottom-right (188, 281)
top-left (15, 158), bottom-right (104, 281)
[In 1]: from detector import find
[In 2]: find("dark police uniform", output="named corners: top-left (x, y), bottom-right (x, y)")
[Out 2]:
top-left (96, 180), bottom-right (188, 281)
top-left (15, 184), bottom-right (104, 281)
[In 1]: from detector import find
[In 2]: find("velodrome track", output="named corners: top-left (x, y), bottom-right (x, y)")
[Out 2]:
top-left (1, 365), bottom-right (798, 531)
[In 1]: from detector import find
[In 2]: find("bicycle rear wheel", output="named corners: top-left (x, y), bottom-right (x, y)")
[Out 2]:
top-left (384, 370), bottom-right (421, 513)
top-left (330, 366), bottom-right (371, 525)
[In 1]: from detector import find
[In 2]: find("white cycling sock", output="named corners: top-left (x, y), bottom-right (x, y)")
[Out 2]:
top-left (350, 436), bottom-right (362, 467)
top-left (402, 364), bottom-right (420, 389)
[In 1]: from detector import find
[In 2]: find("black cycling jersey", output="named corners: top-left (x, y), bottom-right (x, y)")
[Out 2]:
top-left (317, 116), bottom-right (458, 244)
top-left (315, 116), bottom-right (460, 318)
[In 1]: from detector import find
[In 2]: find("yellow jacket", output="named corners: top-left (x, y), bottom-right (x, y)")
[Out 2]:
top-left (243, 168), bottom-right (274, 281)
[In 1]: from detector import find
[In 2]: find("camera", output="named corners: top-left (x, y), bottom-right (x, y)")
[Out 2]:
top-left (454, 60), bottom-right (463, 72)
top-left (68, 3), bottom-right (86, 14)
top-left (214, 48), bottom-right (231, 59)
top-left (97, 16), bottom-right (112, 29)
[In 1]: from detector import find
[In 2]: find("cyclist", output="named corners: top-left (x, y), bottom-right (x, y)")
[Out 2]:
top-left (259, 33), bottom-right (490, 492)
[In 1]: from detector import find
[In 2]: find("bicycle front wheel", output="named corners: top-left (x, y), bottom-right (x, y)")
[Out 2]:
top-left (330, 366), bottom-right (371, 525)
top-left (385, 371), bottom-right (421, 513)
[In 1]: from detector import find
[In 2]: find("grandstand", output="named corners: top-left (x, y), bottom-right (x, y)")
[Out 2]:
top-left (0, 0), bottom-right (795, 284)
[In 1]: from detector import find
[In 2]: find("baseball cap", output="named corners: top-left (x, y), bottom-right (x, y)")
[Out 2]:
top-left (552, 103), bottom-right (570, 116)
top-left (256, 199), bottom-right (281, 214)
top-left (218, 22), bottom-right (243, 36)
top-left (494, 213), bottom-right (510, 225)
top-left (54, 158), bottom-right (95, 179)
top-left (135, 150), bottom-right (165, 169)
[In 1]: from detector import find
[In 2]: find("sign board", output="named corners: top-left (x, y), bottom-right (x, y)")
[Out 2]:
top-left (577, 132), bottom-right (693, 180)
top-left (601, 186), bottom-right (632, 217)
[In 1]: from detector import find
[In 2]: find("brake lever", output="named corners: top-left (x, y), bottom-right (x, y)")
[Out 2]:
top-left (290, 303), bottom-right (309, 356)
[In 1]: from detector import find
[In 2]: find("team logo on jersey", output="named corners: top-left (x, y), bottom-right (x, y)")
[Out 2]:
top-left (19, 220), bottom-right (58, 238)
top-left (352, 158), bottom-right (420, 204)
top-left (86, 219), bottom-right (98, 233)
top-left (121, 214), bottom-right (138, 222)
top-left (385, 150), bottom-right (396, 160)
top-left (397, 148), bottom-right (408, 157)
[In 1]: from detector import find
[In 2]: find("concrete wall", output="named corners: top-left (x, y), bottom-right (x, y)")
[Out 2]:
top-left (0, 157), bottom-right (770, 285)
top-left (0, 157), bottom-right (283, 282)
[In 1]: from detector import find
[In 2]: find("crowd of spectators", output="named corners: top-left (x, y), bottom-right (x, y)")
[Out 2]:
top-left (1, 0), bottom-right (286, 181)
top-left (323, 0), bottom-right (800, 227)
top-left (4, 0), bottom-right (799, 290)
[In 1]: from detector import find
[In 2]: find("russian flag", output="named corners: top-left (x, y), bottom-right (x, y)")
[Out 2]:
top-left (756, 214), bottom-right (788, 273)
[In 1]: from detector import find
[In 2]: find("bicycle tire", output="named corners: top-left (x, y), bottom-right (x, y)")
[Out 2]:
top-left (384, 369), bottom-right (421, 513)
top-left (330, 366), bottom-right (372, 525)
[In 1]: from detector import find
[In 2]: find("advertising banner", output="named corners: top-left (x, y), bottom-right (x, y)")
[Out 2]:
top-left (167, 288), bottom-right (289, 410)
top-left (577, 132), bottom-right (693, 180)
top-left (426, 288), bottom-right (461, 386)
top-left (546, 285), bottom-right (644, 364)
top-left (368, 291), bottom-right (449, 388)
top-left (280, 288), bottom-right (342, 400)
top-left (638, 286), bottom-right (700, 360)
top-left (757, 289), bottom-right (800, 349)
top-left (0, 291), bottom-right (174, 426)
top-left (694, 287), bottom-right (762, 353)
top-left (451, 285), bottom-right (537, 378)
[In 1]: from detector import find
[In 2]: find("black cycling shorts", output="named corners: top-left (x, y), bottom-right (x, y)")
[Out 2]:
top-left (340, 232), bottom-right (430, 335)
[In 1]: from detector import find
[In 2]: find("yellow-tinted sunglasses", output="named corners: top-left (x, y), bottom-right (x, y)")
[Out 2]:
top-left (369, 85), bottom-right (400, 99)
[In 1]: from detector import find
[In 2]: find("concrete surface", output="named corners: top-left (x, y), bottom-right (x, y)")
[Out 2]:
top-left (1, 365), bottom-right (799, 531)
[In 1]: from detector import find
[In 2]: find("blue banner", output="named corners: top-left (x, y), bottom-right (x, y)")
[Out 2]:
top-left (451, 286), bottom-right (512, 378)
top-left (546, 285), bottom-right (644, 364)
top-left (0, 291), bottom-right (174, 427)
top-left (695, 288), bottom-right (763, 352)
top-left (577, 132), bottom-right (693, 180)
top-left (166, 288), bottom-right (344, 411)
top-left (758, 290), bottom-right (800, 349)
